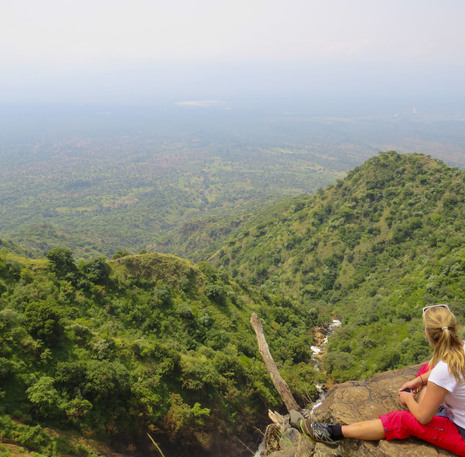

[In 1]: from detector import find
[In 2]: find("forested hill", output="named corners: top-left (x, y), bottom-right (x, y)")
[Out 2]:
top-left (0, 250), bottom-right (321, 457)
top-left (210, 151), bottom-right (465, 381)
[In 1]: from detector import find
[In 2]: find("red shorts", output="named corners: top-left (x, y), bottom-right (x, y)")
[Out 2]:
top-left (380, 410), bottom-right (465, 456)
top-left (379, 364), bottom-right (465, 456)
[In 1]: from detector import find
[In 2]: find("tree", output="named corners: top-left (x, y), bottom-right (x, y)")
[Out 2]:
top-left (63, 398), bottom-right (93, 423)
top-left (112, 249), bottom-right (131, 259)
top-left (80, 256), bottom-right (111, 285)
top-left (26, 377), bottom-right (61, 418)
top-left (46, 247), bottom-right (77, 278)
top-left (205, 284), bottom-right (226, 306)
top-left (84, 360), bottom-right (131, 404)
top-left (25, 301), bottom-right (63, 344)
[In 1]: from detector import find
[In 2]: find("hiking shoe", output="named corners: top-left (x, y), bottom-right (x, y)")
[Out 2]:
top-left (300, 420), bottom-right (341, 446)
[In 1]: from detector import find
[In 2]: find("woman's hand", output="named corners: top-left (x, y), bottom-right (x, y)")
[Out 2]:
top-left (398, 389), bottom-right (415, 406)
top-left (399, 377), bottom-right (422, 393)
top-left (402, 381), bottom-right (447, 425)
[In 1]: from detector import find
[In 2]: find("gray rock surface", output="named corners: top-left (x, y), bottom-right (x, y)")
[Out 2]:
top-left (263, 364), bottom-right (459, 457)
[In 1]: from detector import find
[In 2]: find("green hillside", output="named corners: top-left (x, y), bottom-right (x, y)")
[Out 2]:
top-left (151, 198), bottom-right (297, 262)
top-left (209, 152), bottom-right (465, 381)
top-left (4, 151), bottom-right (465, 456)
top-left (0, 249), bottom-right (320, 457)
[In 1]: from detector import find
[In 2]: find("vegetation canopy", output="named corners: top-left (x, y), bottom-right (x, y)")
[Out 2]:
top-left (3, 152), bottom-right (465, 456)
top-left (0, 251), bottom-right (320, 456)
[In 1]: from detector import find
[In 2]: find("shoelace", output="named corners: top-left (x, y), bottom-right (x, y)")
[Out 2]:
top-left (312, 423), bottom-right (333, 441)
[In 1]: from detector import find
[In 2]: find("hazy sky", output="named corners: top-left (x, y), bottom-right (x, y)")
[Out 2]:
top-left (1, 0), bottom-right (465, 104)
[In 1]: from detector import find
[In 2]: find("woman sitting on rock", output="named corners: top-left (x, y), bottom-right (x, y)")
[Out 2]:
top-left (292, 304), bottom-right (465, 456)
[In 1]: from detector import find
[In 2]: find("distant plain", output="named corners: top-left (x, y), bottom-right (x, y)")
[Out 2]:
top-left (1, 98), bottom-right (464, 258)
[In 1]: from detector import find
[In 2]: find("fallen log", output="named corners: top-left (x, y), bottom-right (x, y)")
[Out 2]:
top-left (250, 312), bottom-right (300, 412)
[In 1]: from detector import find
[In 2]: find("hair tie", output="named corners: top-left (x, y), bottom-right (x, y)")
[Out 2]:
top-left (442, 327), bottom-right (449, 331)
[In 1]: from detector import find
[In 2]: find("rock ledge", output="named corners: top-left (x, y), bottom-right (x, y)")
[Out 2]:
top-left (263, 364), bottom-right (457, 457)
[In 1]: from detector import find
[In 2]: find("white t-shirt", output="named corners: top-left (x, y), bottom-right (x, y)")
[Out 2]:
top-left (429, 360), bottom-right (465, 429)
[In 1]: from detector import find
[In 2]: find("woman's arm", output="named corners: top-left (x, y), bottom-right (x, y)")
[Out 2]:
top-left (399, 368), bottom-right (432, 393)
top-left (399, 381), bottom-right (447, 424)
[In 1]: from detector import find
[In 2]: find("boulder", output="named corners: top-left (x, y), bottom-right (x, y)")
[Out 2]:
top-left (261, 364), bottom-right (458, 457)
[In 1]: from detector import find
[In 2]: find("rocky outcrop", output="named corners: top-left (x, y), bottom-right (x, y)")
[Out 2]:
top-left (263, 365), bottom-right (457, 457)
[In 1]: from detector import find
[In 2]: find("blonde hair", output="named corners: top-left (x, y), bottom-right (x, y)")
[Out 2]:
top-left (424, 306), bottom-right (465, 382)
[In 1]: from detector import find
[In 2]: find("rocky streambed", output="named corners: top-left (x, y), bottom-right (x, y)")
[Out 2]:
top-left (309, 319), bottom-right (341, 414)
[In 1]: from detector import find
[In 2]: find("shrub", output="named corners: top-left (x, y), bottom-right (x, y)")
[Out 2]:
top-left (165, 393), bottom-right (210, 436)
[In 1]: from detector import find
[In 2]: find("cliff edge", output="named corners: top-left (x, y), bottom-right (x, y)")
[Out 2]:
top-left (263, 364), bottom-right (457, 457)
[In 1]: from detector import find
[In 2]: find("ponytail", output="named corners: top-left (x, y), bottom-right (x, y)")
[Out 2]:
top-left (424, 307), bottom-right (465, 382)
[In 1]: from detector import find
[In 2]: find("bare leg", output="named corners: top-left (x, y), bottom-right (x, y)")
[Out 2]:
top-left (342, 419), bottom-right (386, 440)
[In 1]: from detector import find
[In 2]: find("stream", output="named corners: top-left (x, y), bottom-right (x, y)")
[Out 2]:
top-left (308, 319), bottom-right (341, 415)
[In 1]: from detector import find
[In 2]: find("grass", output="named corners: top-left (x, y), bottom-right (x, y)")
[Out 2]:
top-left (147, 433), bottom-right (166, 457)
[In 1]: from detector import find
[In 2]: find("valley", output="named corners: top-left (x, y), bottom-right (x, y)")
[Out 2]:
top-left (2, 152), bottom-right (465, 456)
top-left (2, 101), bottom-right (465, 456)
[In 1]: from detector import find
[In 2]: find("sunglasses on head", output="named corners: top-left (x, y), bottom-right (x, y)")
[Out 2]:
top-left (422, 304), bottom-right (451, 314)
